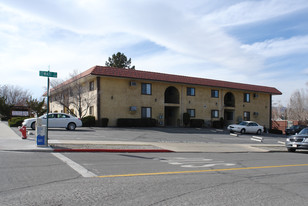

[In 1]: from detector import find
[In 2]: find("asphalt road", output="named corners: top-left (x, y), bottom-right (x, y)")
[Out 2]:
top-left (1, 150), bottom-right (308, 205)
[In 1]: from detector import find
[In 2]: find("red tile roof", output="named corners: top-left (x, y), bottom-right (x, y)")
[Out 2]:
top-left (85, 66), bottom-right (282, 95)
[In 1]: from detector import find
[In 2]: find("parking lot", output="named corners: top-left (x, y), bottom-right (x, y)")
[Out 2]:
top-left (13, 126), bottom-right (287, 145)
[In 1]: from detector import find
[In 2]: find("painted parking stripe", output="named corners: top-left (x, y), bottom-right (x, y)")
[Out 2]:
top-left (97, 164), bottom-right (308, 178)
top-left (156, 157), bottom-right (236, 168)
top-left (52, 153), bottom-right (96, 177)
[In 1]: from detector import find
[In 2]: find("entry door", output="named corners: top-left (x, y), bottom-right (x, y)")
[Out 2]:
top-left (224, 110), bottom-right (234, 125)
top-left (164, 107), bottom-right (179, 126)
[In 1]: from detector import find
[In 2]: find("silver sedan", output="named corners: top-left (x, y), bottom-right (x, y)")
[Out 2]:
top-left (285, 127), bottom-right (308, 152)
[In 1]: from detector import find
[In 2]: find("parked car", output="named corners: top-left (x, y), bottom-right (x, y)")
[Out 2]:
top-left (285, 127), bottom-right (308, 152)
top-left (22, 113), bottom-right (82, 131)
top-left (285, 125), bottom-right (306, 135)
top-left (227, 121), bottom-right (264, 135)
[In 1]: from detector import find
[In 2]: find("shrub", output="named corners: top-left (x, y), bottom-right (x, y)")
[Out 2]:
top-left (8, 117), bottom-right (28, 127)
top-left (117, 118), bottom-right (157, 127)
top-left (212, 120), bottom-right (223, 129)
top-left (190, 119), bottom-right (204, 128)
top-left (101, 118), bottom-right (109, 127)
top-left (183, 113), bottom-right (190, 127)
top-left (81, 116), bottom-right (96, 127)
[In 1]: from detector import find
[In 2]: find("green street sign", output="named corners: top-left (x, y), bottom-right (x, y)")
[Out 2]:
top-left (39, 70), bottom-right (57, 78)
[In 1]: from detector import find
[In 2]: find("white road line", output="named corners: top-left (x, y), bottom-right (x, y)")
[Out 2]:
top-left (52, 153), bottom-right (97, 178)
top-left (251, 136), bottom-right (263, 142)
top-left (277, 141), bottom-right (285, 145)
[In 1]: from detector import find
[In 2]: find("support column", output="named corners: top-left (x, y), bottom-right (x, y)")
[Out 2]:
top-left (96, 76), bottom-right (101, 126)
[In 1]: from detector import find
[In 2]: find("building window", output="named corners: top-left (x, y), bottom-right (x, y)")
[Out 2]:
top-left (89, 106), bottom-right (94, 115)
top-left (211, 110), bottom-right (219, 118)
top-left (141, 107), bottom-right (152, 118)
top-left (187, 87), bottom-right (195, 96)
top-left (69, 88), bottom-right (73, 97)
top-left (244, 111), bottom-right (250, 121)
top-left (187, 109), bottom-right (195, 117)
top-left (244, 93), bottom-right (250, 103)
top-left (211, 90), bottom-right (219, 98)
top-left (89, 81), bottom-right (94, 91)
top-left (141, 83), bottom-right (152, 95)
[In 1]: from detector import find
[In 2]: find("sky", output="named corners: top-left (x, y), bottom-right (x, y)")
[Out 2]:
top-left (0, 0), bottom-right (308, 106)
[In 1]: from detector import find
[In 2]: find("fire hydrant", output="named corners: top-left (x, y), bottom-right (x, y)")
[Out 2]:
top-left (18, 125), bottom-right (27, 139)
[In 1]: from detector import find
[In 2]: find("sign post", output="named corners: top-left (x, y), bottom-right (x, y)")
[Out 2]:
top-left (39, 69), bottom-right (57, 146)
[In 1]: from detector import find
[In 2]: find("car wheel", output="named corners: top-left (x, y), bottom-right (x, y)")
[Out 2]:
top-left (240, 129), bottom-right (245, 134)
top-left (256, 129), bottom-right (262, 135)
top-left (287, 148), bottom-right (296, 152)
top-left (31, 122), bottom-right (36, 130)
top-left (67, 122), bottom-right (76, 131)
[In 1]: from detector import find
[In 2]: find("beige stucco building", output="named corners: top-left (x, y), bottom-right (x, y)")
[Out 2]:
top-left (50, 66), bottom-right (282, 128)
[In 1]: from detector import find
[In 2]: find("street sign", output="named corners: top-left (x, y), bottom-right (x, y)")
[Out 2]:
top-left (39, 68), bottom-right (57, 147)
top-left (39, 70), bottom-right (57, 78)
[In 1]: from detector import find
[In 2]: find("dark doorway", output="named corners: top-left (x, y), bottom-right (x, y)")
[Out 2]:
top-left (165, 86), bottom-right (179, 104)
top-left (224, 110), bottom-right (234, 126)
top-left (165, 106), bottom-right (179, 126)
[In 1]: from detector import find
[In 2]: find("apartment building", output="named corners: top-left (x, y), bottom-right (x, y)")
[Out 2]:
top-left (50, 66), bottom-right (282, 128)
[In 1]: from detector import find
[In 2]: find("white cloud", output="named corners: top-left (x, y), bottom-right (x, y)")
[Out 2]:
top-left (0, 0), bottom-right (265, 73)
top-left (241, 36), bottom-right (308, 57)
top-left (203, 0), bottom-right (308, 26)
top-left (0, 0), bottom-right (307, 105)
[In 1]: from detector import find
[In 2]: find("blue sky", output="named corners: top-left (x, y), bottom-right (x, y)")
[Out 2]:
top-left (0, 0), bottom-right (308, 106)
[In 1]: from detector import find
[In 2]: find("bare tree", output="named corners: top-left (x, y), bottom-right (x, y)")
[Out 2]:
top-left (287, 89), bottom-right (308, 124)
top-left (272, 101), bottom-right (286, 120)
top-left (0, 84), bottom-right (32, 105)
top-left (50, 70), bottom-right (96, 118)
top-left (50, 79), bottom-right (70, 113)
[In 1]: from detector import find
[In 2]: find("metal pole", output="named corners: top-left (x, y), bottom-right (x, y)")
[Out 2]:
top-left (46, 76), bottom-right (49, 145)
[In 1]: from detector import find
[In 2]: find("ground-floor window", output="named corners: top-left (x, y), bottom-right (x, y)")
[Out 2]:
top-left (141, 107), bottom-right (152, 118)
top-left (211, 110), bottom-right (219, 118)
top-left (187, 109), bottom-right (195, 117)
top-left (89, 106), bottom-right (94, 115)
top-left (244, 111), bottom-right (250, 121)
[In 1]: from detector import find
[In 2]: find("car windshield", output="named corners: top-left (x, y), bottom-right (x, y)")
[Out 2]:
top-left (298, 128), bottom-right (308, 135)
top-left (239, 121), bottom-right (248, 126)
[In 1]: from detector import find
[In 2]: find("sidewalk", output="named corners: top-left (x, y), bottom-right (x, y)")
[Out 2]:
top-left (0, 121), bottom-right (53, 152)
top-left (0, 121), bottom-right (286, 153)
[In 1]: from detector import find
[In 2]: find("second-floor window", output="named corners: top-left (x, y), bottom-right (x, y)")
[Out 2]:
top-left (211, 90), bottom-right (219, 98)
top-left (141, 83), bottom-right (152, 95)
top-left (187, 87), bottom-right (195, 96)
top-left (244, 93), bottom-right (250, 103)
top-left (89, 81), bottom-right (94, 91)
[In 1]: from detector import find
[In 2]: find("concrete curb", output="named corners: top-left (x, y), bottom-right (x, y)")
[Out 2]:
top-left (52, 148), bottom-right (174, 153)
